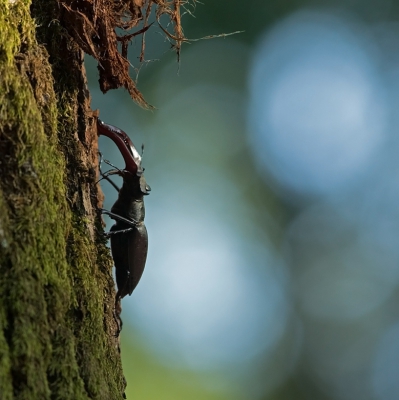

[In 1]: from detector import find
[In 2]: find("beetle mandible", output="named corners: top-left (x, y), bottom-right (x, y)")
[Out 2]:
top-left (97, 119), bottom-right (150, 302)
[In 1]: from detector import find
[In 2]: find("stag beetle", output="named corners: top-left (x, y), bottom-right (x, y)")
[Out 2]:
top-left (97, 119), bottom-right (150, 303)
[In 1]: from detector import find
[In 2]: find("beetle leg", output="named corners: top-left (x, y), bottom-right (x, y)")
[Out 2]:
top-left (99, 175), bottom-right (120, 192)
top-left (97, 152), bottom-right (121, 192)
top-left (100, 209), bottom-right (139, 227)
top-left (101, 168), bottom-right (121, 178)
top-left (101, 156), bottom-right (123, 173)
top-left (105, 227), bottom-right (134, 237)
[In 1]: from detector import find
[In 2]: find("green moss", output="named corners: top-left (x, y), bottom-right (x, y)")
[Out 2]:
top-left (0, 1), bottom-right (124, 399)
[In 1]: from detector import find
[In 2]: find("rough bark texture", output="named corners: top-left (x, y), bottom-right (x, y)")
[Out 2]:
top-left (0, 1), bottom-right (125, 398)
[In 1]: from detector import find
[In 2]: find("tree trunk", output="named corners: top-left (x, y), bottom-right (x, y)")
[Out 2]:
top-left (0, 1), bottom-right (125, 398)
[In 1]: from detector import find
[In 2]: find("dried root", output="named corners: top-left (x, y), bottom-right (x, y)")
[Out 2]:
top-left (59, 0), bottom-right (199, 108)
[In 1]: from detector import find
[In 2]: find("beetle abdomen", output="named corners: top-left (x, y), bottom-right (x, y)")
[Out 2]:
top-left (111, 223), bottom-right (148, 299)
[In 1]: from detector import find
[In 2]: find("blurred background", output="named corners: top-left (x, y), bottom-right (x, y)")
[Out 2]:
top-left (86, 1), bottom-right (399, 399)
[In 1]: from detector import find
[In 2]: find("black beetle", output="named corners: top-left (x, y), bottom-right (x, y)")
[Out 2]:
top-left (97, 119), bottom-right (150, 302)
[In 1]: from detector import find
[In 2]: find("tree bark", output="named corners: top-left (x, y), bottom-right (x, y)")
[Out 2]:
top-left (0, 1), bottom-right (124, 398)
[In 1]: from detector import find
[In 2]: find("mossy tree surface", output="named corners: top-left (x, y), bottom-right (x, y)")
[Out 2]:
top-left (0, 1), bottom-right (125, 399)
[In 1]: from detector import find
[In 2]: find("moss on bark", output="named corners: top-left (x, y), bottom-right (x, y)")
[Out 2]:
top-left (0, 1), bottom-right (124, 398)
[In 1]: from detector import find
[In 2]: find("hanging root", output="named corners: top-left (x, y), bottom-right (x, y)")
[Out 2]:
top-left (59, 0), bottom-right (198, 108)
top-left (59, 1), bottom-right (241, 107)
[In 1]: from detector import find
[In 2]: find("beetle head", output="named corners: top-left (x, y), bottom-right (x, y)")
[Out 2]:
top-left (97, 119), bottom-right (142, 175)
top-left (140, 176), bottom-right (151, 195)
